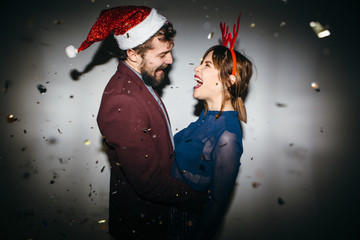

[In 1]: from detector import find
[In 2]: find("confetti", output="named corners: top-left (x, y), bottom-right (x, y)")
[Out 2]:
top-left (98, 219), bottom-right (106, 224)
top-left (275, 102), bottom-right (287, 107)
top-left (207, 32), bottom-right (214, 39)
top-left (309, 21), bottom-right (330, 38)
top-left (311, 82), bottom-right (320, 92)
top-left (250, 23), bottom-right (256, 28)
top-left (37, 84), bottom-right (47, 94)
top-left (84, 140), bottom-right (91, 145)
top-left (6, 114), bottom-right (17, 123)
top-left (280, 21), bottom-right (286, 27)
top-left (277, 197), bottom-right (285, 205)
top-left (252, 182), bottom-right (261, 188)
top-left (2, 80), bottom-right (9, 93)
top-left (53, 20), bottom-right (64, 25)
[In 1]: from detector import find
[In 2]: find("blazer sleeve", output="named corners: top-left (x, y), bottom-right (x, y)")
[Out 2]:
top-left (98, 93), bottom-right (206, 212)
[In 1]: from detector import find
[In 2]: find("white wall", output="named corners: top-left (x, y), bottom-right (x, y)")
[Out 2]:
top-left (0, 0), bottom-right (358, 239)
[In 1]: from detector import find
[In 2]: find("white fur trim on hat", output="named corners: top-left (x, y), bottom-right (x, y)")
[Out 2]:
top-left (114, 8), bottom-right (167, 50)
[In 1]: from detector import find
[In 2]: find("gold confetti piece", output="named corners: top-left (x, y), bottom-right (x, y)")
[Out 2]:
top-left (6, 114), bottom-right (17, 123)
top-left (207, 32), bottom-right (214, 39)
top-left (311, 82), bottom-right (320, 92)
top-left (98, 219), bottom-right (106, 224)
top-left (309, 21), bottom-right (330, 38)
top-left (280, 21), bottom-right (286, 27)
top-left (84, 140), bottom-right (91, 145)
top-left (250, 23), bottom-right (256, 28)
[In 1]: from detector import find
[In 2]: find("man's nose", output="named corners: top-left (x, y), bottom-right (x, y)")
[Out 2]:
top-left (165, 52), bottom-right (173, 65)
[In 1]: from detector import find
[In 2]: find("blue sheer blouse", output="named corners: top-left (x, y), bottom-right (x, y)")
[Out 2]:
top-left (172, 109), bottom-right (243, 238)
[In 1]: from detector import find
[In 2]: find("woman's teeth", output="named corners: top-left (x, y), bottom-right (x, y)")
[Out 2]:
top-left (194, 77), bottom-right (203, 89)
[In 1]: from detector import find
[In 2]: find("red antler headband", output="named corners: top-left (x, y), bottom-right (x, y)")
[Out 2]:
top-left (220, 13), bottom-right (241, 76)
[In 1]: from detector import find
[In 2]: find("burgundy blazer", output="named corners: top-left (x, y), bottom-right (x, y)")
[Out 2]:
top-left (97, 62), bottom-right (205, 235)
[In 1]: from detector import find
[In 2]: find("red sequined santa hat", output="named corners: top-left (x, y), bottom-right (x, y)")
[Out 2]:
top-left (65, 6), bottom-right (166, 58)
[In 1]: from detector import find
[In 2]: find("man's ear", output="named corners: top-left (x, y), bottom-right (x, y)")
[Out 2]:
top-left (229, 75), bottom-right (236, 85)
top-left (126, 49), bottom-right (139, 63)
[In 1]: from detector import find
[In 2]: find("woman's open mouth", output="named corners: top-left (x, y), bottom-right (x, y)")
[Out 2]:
top-left (194, 75), bottom-right (203, 89)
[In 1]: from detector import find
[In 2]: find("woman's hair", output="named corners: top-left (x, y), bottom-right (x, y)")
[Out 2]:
top-left (119, 22), bottom-right (176, 60)
top-left (202, 45), bottom-right (253, 123)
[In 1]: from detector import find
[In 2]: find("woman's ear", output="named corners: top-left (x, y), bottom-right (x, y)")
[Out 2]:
top-left (229, 75), bottom-right (236, 85)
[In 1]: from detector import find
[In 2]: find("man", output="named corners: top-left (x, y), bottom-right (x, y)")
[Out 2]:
top-left (65, 6), bottom-right (206, 239)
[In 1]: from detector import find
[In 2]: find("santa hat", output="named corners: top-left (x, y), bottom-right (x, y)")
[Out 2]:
top-left (65, 6), bottom-right (166, 58)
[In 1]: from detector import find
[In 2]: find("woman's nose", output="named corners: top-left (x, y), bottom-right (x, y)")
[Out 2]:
top-left (194, 65), bottom-right (200, 72)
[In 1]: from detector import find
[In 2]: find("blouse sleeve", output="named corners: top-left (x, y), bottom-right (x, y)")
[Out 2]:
top-left (192, 130), bottom-right (242, 239)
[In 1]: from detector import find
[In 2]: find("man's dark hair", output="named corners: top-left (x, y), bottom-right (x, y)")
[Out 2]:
top-left (119, 22), bottom-right (176, 60)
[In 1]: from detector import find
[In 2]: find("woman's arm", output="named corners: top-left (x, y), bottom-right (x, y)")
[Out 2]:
top-left (192, 130), bottom-right (242, 239)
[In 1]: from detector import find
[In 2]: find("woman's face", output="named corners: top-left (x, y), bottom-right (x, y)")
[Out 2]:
top-left (193, 51), bottom-right (223, 106)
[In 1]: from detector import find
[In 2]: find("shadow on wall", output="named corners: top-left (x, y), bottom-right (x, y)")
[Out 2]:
top-left (70, 36), bottom-right (122, 81)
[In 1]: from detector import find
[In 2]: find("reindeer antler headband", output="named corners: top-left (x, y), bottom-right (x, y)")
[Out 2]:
top-left (220, 13), bottom-right (241, 76)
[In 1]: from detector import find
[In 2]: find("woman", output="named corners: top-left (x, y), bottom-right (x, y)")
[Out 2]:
top-left (168, 44), bottom-right (253, 239)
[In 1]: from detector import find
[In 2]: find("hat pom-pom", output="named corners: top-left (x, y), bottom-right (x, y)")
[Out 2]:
top-left (65, 45), bottom-right (78, 58)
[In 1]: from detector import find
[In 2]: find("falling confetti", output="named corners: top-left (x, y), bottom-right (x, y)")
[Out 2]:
top-left (311, 82), bottom-right (320, 92)
top-left (252, 182), bottom-right (261, 188)
top-left (2, 80), bottom-right (9, 93)
top-left (37, 84), bottom-right (47, 94)
top-left (250, 23), bottom-right (256, 28)
top-left (207, 32), bottom-right (214, 39)
top-left (276, 102), bottom-right (287, 107)
top-left (98, 219), bottom-right (106, 224)
top-left (309, 21), bottom-right (330, 38)
top-left (277, 197), bottom-right (285, 205)
top-left (84, 140), bottom-right (91, 145)
top-left (279, 21), bottom-right (286, 27)
top-left (53, 20), bottom-right (64, 25)
top-left (6, 114), bottom-right (17, 123)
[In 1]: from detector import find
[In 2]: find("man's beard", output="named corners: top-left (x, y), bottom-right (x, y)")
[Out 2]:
top-left (141, 63), bottom-right (169, 88)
